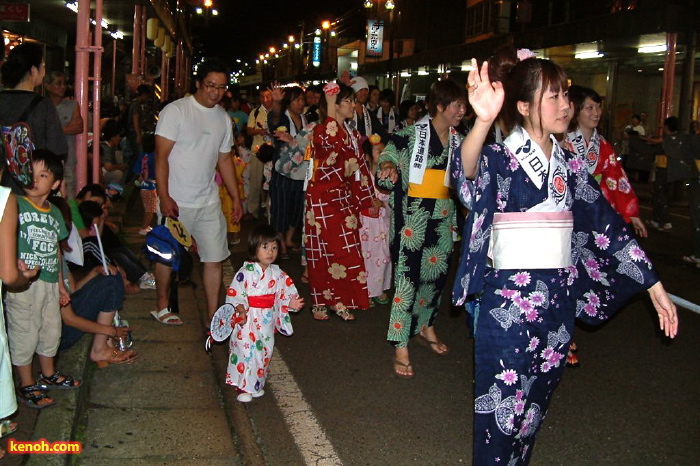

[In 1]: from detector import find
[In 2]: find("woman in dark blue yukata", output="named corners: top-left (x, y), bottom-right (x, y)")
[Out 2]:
top-left (450, 46), bottom-right (679, 465)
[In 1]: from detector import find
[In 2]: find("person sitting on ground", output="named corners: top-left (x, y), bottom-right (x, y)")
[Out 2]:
top-left (73, 184), bottom-right (155, 293)
top-left (48, 196), bottom-right (136, 367)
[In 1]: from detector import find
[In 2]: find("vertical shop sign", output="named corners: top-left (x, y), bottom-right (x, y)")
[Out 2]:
top-left (366, 20), bottom-right (384, 57)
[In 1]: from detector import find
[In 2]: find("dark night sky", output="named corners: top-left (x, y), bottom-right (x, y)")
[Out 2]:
top-left (193, 0), bottom-right (366, 67)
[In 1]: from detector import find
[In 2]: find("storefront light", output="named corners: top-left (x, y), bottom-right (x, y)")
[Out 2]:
top-left (638, 44), bottom-right (666, 54)
top-left (574, 51), bottom-right (603, 59)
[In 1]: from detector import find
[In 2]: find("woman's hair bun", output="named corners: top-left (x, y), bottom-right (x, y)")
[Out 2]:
top-left (488, 45), bottom-right (518, 83)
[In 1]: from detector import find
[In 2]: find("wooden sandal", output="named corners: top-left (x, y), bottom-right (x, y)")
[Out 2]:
top-left (311, 305), bottom-right (329, 321)
top-left (333, 308), bottom-right (355, 322)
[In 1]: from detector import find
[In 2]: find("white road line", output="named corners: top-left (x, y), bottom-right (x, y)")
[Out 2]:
top-left (269, 353), bottom-right (343, 466)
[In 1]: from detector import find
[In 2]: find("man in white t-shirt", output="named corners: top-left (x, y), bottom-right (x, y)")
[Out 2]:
top-left (154, 59), bottom-right (243, 326)
top-left (246, 89), bottom-right (272, 219)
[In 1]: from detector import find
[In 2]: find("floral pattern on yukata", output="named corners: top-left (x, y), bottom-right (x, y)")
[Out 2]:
top-left (378, 122), bottom-right (463, 346)
top-left (224, 262), bottom-right (296, 394)
top-left (450, 140), bottom-right (659, 465)
top-left (304, 118), bottom-right (375, 310)
top-left (563, 131), bottom-right (640, 222)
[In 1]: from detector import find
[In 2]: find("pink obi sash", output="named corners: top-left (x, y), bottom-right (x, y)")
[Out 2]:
top-left (248, 294), bottom-right (276, 308)
top-left (488, 211), bottom-right (573, 270)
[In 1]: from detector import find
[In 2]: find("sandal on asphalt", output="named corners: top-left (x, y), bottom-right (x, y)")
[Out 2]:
top-left (393, 357), bottom-right (414, 378)
top-left (373, 294), bottom-right (391, 305)
top-left (1, 420), bottom-right (18, 438)
top-left (95, 349), bottom-right (139, 369)
top-left (150, 308), bottom-right (183, 325)
top-left (36, 371), bottom-right (82, 390)
top-left (415, 334), bottom-right (449, 355)
top-left (311, 305), bottom-right (329, 321)
top-left (333, 308), bottom-right (356, 322)
top-left (17, 385), bottom-right (56, 409)
top-left (566, 351), bottom-right (580, 368)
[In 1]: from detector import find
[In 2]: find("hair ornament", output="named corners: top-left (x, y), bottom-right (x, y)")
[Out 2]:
top-left (517, 48), bottom-right (536, 61)
top-left (323, 82), bottom-right (340, 96)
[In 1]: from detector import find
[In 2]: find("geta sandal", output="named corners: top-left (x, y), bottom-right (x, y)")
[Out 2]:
top-left (373, 294), bottom-right (391, 305)
top-left (311, 305), bottom-right (329, 321)
top-left (566, 351), bottom-right (580, 368)
top-left (333, 308), bottom-right (355, 322)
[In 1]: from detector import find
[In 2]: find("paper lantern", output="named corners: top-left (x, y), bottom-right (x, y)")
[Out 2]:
top-left (146, 18), bottom-right (159, 41)
top-left (154, 27), bottom-right (165, 48)
top-left (162, 35), bottom-right (172, 54)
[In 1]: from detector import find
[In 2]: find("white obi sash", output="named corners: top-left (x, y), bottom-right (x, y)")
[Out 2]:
top-left (488, 211), bottom-right (573, 269)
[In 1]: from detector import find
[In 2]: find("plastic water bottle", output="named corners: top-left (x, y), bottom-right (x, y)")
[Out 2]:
top-left (112, 311), bottom-right (133, 351)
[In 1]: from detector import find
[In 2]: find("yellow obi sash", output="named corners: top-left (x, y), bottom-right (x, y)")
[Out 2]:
top-left (407, 169), bottom-right (450, 199)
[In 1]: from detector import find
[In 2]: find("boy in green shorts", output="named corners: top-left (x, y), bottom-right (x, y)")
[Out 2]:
top-left (6, 150), bottom-right (79, 409)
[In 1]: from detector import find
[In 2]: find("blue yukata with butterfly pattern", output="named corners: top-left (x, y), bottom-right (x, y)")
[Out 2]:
top-left (450, 140), bottom-right (660, 465)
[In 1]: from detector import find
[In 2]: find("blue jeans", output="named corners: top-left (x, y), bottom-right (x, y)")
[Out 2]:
top-left (59, 274), bottom-right (124, 350)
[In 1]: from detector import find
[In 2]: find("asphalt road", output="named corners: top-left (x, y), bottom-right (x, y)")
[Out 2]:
top-left (219, 198), bottom-right (699, 466)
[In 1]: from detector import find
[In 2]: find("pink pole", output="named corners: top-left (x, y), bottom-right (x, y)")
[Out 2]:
top-left (160, 50), bottom-right (167, 103)
top-left (132, 6), bottom-right (142, 75)
top-left (74, 0), bottom-right (91, 192)
top-left (140, 8), bottom-right (147, 77)
top-left (92, 0), bottom-right (104, 184)
top-left (111, 38), bottom-right (117, 96)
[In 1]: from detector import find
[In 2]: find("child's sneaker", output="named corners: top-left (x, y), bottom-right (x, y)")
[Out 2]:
top-left (237, 392), bottom-right (253, 403)
top-left (139, 272), bottom-right (156, 290)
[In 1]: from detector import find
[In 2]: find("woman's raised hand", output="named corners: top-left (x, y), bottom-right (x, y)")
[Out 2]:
top-left (467, 58), bottom-right (504, 124)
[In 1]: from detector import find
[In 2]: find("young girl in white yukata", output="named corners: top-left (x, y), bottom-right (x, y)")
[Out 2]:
top-left (225, 224), bottom-right (304, 402)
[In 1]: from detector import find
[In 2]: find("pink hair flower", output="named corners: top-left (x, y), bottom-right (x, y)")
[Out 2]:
top-left (323, 82), bottom-right (340, 96)
top-left (517, 48), bottom-right (536, 61)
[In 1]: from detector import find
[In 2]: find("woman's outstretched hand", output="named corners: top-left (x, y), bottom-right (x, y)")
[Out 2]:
top-left (467, 58), bottom-right (504, 124)
top-left (648, 281), bottom-right (678, 338)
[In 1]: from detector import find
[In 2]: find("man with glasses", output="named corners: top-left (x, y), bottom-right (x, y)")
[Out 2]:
top-left (154, 58), bottom-right (243, 327)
